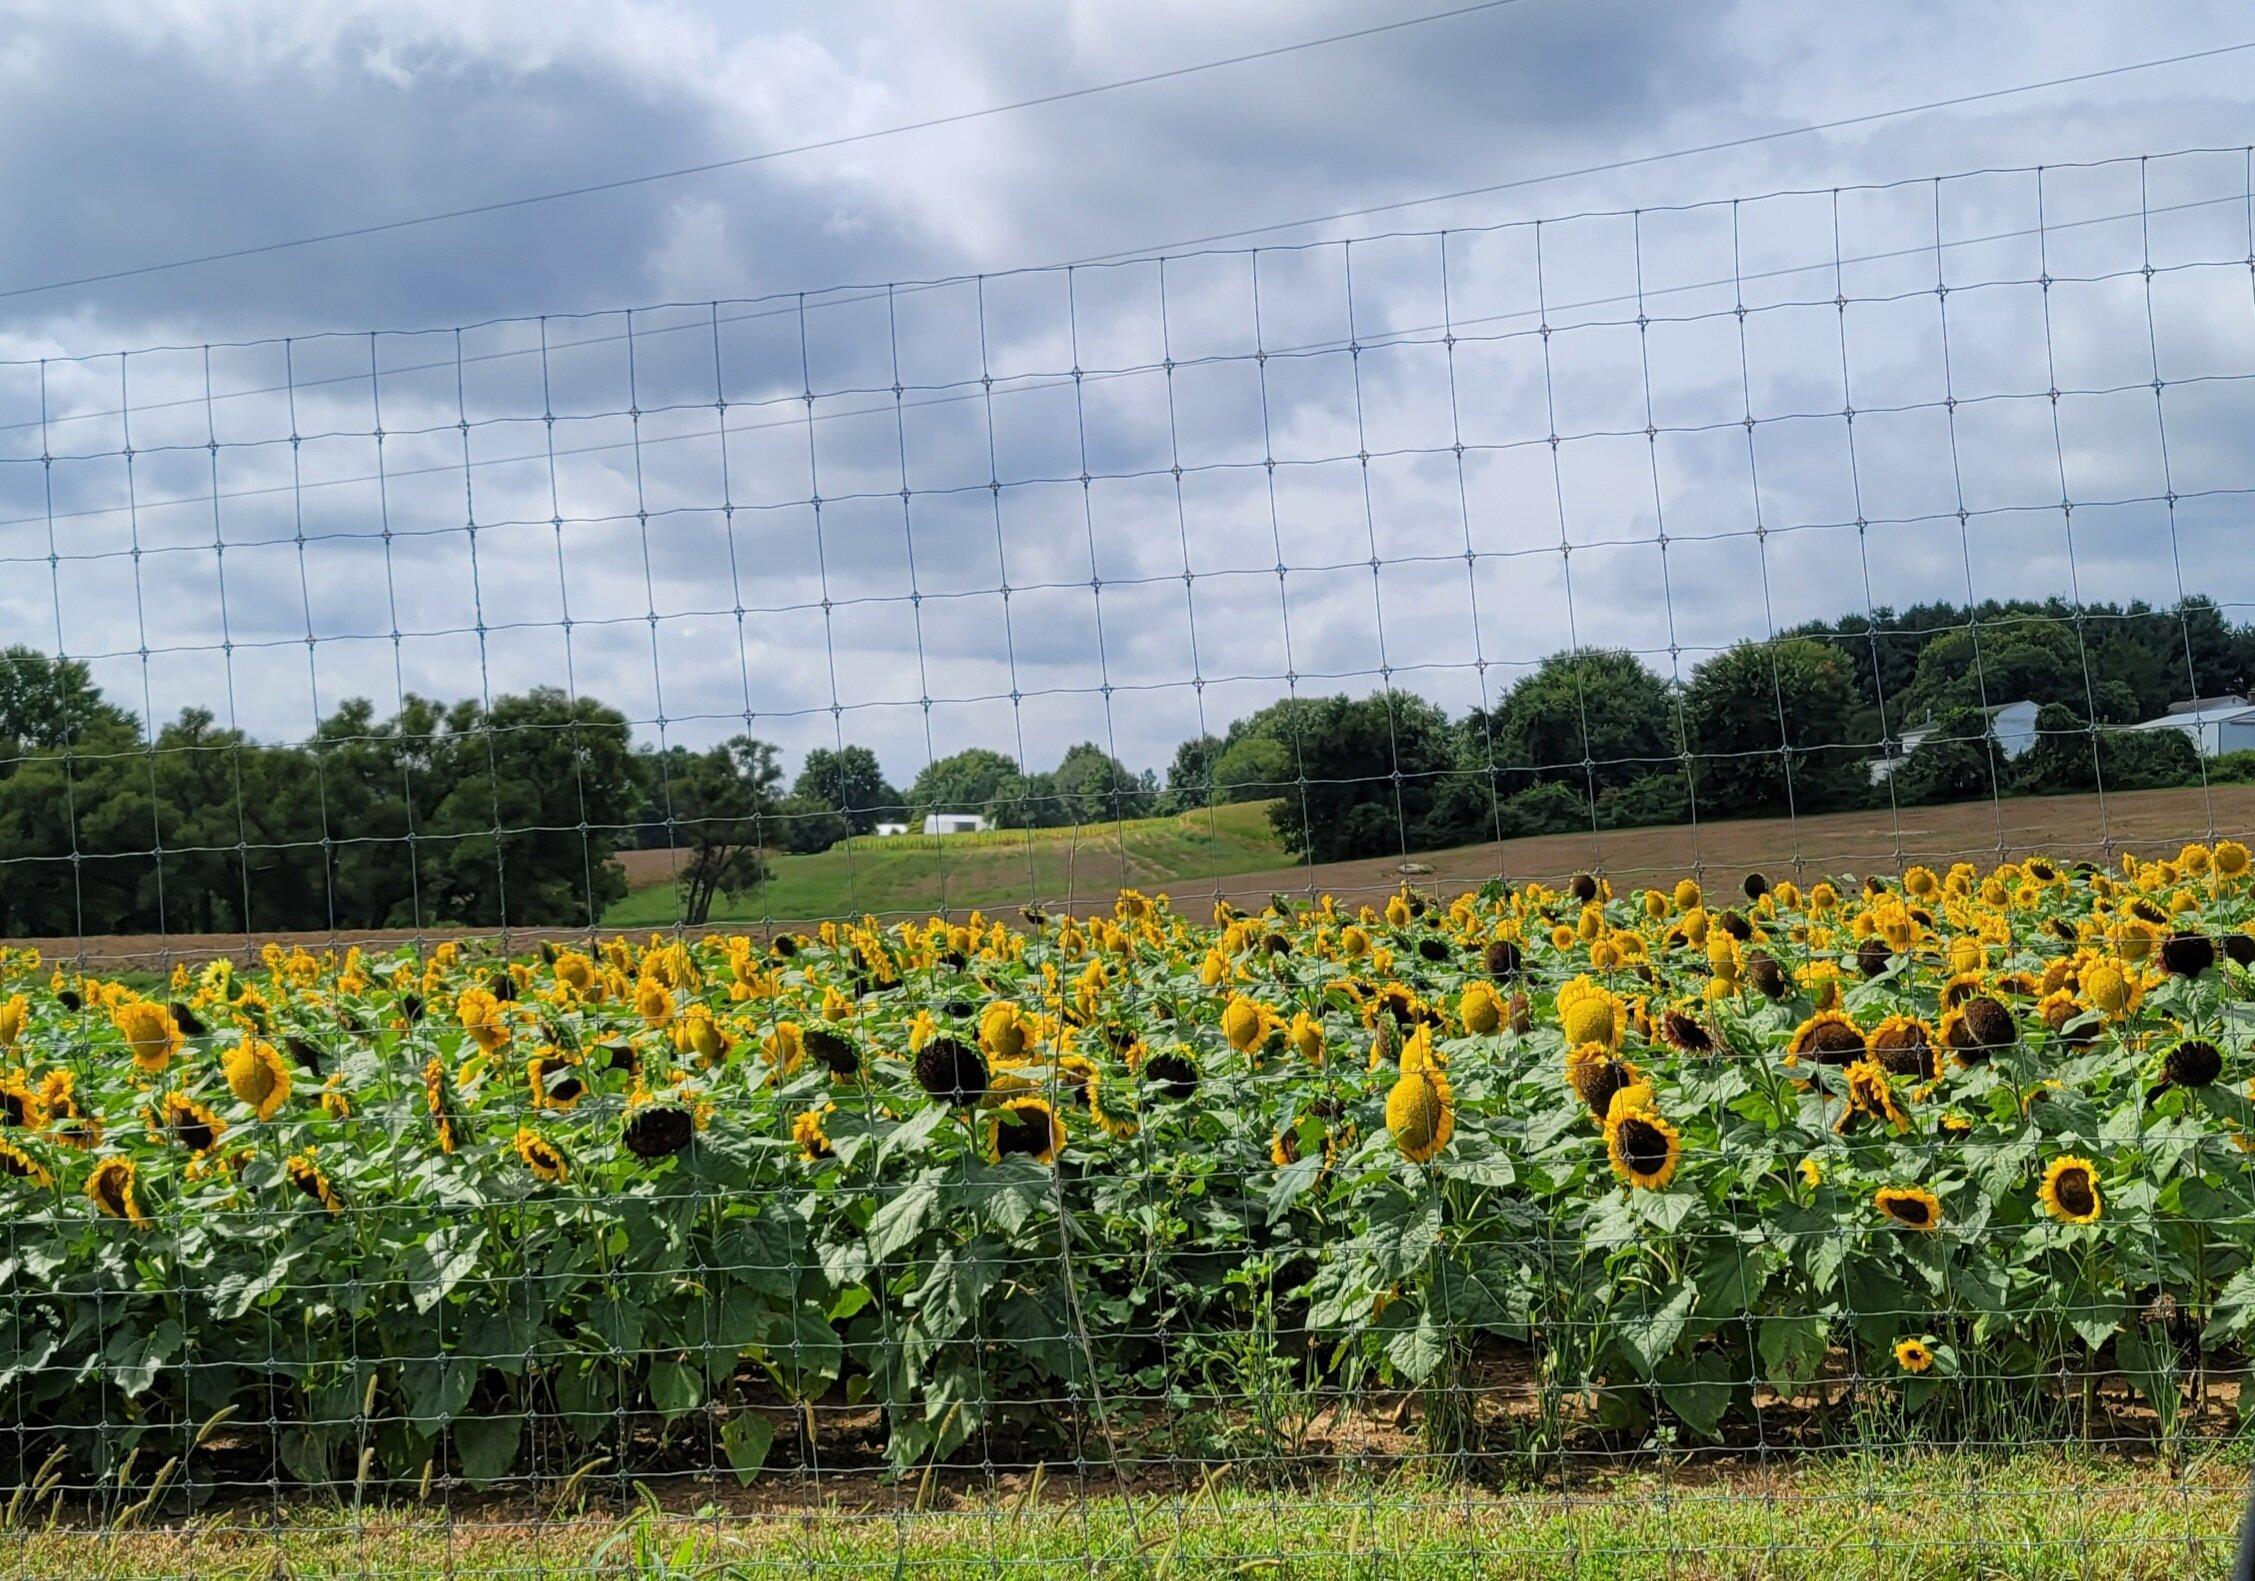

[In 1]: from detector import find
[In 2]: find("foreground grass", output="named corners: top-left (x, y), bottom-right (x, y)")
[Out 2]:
top-left (21, 1451), bottom-right (2253, 1580)
top-left (603, 801), bottom-right (1291, 926)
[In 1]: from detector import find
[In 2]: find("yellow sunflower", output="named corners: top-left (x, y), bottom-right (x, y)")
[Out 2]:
top-left (1386, 1060), bottom-right (1455, 1164)
top-left (0, 1137), bottom-right (51, 1188)
top-left (512, 1127), bottom-right (569, 1183)
top-left (1788, 1010), bottom-right (1866, 1067)
top-left (793, 1104), bottom-right (836, 1163)
top-left (1605, 1106), bottom-right (1681, 1190)
top-left (150, 1091), bottom-right (227, 1156)
top-left (1556, 977), bottom-right (1625, 1051)
top-left (1893, 1337), bottom-right (1934, 1374)
top-left (1874, 1185), bottom-right (1943, 1232)
top-left (986, 1096), bottom-right (1065, 1165)
top-left (1085, 1065), bottom-right (1139, 1139)
top-left (86, 1155), bottom-right (148, 1226)
top-left (284, 1149), bottom-right (342, 1215)
top-left (223, 1036), bottom-right (292, 1121)
top-left (112, 1000), bottom-right (183, 1073)
top-left (2037, 1155), bottom-right (2101, 1225)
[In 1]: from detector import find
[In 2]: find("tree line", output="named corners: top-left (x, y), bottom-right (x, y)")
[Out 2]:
top-left (0, 594), bottom-right (2242, 934)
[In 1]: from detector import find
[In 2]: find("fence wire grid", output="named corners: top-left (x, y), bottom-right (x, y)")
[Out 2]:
top-left (5, 143), bottom-right (2255, 1578)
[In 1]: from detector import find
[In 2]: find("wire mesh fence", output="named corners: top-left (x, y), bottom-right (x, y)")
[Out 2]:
top-left (6, 144), bottom-right (2255, 1576)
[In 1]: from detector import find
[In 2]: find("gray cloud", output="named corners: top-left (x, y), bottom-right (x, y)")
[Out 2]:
top-left (2, 0), bottom-right (2253, 787)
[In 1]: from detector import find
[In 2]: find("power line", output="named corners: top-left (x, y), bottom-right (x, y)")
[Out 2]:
top-left (0, 0), bottom-right (1540, 305)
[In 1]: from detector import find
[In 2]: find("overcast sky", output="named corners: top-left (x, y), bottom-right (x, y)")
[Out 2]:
top-left (1, 0), bottom-right (2252, 789)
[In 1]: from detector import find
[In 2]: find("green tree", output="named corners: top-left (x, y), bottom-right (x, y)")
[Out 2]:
top-left (665, 737), bottom-right (784, 925)
top-left (423, 688), bottom-right (638, 926)
top-left (794, 745), bottom-right (902, 835)
top-left (0, 647), bottom-right (134, 766)
top-left (1889, 706), bottom-right (2005, 808)
top-left (909, 747), bottom-right (1021, 821)
top-left (1163, 734), bottom-right (1224, 809)
top-left (1050, 742), bottom-right (1152, 824)
top-left (1681, 638), bottom-right (1867, 817)
top-left (1265, 692), bottom-right (1466, 862)
top-left (773, 791), bottom-right (851, 855)
top-left (1473, 649), bottom-right (1677, 796)
top-left (1211, 736), bottom-right (1292, 803)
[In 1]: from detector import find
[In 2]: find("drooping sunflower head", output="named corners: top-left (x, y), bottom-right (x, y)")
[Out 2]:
top-left (422, 1057), bottom-right (466, 1155)
top-left (1143, 1045), bottom-right (1199, 1099)
top-left (1874, 1185), bottom-right (1943, 1232)
top-left (454, 986), bottom-right (511, 1053)
top-left (0, 1138), bottom-right (51, 1188)
top-left (1658, 1005), bottom-right (1715, 1055)
top-left (1565, 1045), bottom-right (1639, 1120)
top-left (1483, 937), bottom-right (1524, 980)
top-left (1789, 1010), bottom-right (1867, 1067)
top-left (912, 1036), bottom-right (989, 1107)
top-left (1940, 996), bottom-right (2017, 1062)
top-left (1868, 1016), bottom-right (1938, 1082)
top-left (2163, 1037), bottom-right (2225, 1090)
top-left (1085, 1064), bottom-right (1139, 1138)
top-left (1745, 952), bottom-right (1787, 1001)
top-left (1893, 1337), bottom-right (1935, 1374)
top-left (793, 1105), bottom-right (836, 1164)
top-left (2159, 930), bottom-right (2215, 979)
top-left (112, 1000), bottom-right (182, 1072)
top-left (2038, 1154), bottom-right (2101, 1224)
top-left (219, 1037), bottom-right (290, 1123)
top-left (622, 1100), bottom-right (696, 1161)
top-left (85, 1155), bottom-right (147, 1226)
top-left (152, 1091), bottom-right (226, 1156)
top-left (987, 1096), bottom-right (1065, 1165)
top-left (802, 1025), bottom-right (863, 1078)
top-left (526, 1049), bottom-right (586, 1112)
top-left (1385, 1062), bottom-right (1455, 1164)
top-left (1605, 1107), bottom-right (1681, 1190)
top-left (285, 1149), bottom-right (342, 1215)
top-left (0, 1074), bottom-right (47, 1132)
top-left (512, 1127), bottom-right (570, 1184)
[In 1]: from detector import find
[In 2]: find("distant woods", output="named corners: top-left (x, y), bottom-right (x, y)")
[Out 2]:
top-left (0, 594), bottom-right (2240, 932)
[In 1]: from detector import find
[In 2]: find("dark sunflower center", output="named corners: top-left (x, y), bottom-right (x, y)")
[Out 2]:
top-left (914, 1037), bottom-right (989, 1106)
top-left (1886, 1196), bottom-right (1933, 1227)
top-left (1664, 1012), bottom-right (1711, 1052)
top-left (624, 1105), bottom-right (694, 1159)
top-left (2053, 1169), bottom-right (2096, 1218)
top-left (2167, 1040), bottom-right (2223, 1087)
top-left (1619, 1117), bottom-right (1669, 1176)
top-left (1810, 1023), bottom-right (1865, 1062)
top-left (1145, 1050), bottom-right (1198, 1097)
top-left (996, 1107), bottom-right (1051, 1157)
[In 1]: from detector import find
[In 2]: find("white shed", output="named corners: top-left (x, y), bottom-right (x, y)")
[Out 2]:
top-left (2126, 696), bottom-right (2255, 758)
top-left (921, 813), bottom-right (990, 836)
top-left (1867, 698), bottom-right (2042, 784)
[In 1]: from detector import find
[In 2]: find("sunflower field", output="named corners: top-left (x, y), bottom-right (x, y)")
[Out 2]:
top-left (8, 843), bottom-right (2255, 1508)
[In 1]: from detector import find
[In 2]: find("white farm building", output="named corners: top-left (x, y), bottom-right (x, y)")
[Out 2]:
top-left (2125, 696), bottom-right (2255, 758)
top-left (1868, 698), bottom-right (2041, 784)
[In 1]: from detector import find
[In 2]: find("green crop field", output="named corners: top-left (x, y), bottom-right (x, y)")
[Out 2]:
top-left (601, 800), bottom-right (1292, 925)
